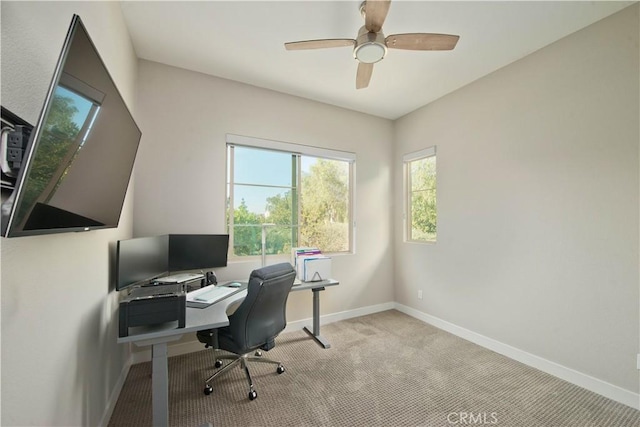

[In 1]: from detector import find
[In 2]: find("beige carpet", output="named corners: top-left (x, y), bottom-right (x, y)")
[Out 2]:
top-left (109, 310), bottom-right (640, 427)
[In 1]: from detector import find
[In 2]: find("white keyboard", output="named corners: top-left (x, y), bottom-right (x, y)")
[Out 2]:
top-left (187, 285), bottom-right (238, 305)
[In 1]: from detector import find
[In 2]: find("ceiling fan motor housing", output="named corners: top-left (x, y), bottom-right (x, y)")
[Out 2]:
top-left (354, 26), bottom-right (387, 63)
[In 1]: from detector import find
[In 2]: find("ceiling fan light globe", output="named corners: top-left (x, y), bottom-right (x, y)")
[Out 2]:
top-left (354, 42), bottom-right (386, 64)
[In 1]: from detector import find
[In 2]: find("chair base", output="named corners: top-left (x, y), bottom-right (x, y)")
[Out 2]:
top-left (203, 351), bottom-right (285, 400)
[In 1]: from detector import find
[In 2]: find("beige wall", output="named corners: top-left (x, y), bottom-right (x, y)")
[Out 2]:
top-left (1, 2), bottom-right (138, 426)
top-left (133, 60), bottom-right (395, 354)
top-left (394, 5), bottom-right (639, 395)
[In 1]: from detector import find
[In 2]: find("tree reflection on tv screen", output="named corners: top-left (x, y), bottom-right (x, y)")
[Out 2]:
top-left (14, 85), bottom-right (99, 228)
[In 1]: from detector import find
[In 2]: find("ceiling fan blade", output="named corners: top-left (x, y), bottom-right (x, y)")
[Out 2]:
top-left (364, 0), bottom-right (391, 33)
top-left (284, 39), bottom-right (356, 50)
top-left (385, 33), bottom-right (460, 51)
top-left (356, 62), bottom-right (374, 89)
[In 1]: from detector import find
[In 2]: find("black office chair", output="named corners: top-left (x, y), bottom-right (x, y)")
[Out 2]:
top-left (196, 262), bottom-right (296, 400)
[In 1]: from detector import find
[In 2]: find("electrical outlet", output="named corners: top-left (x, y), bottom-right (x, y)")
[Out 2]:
top-left (8, 133), bottom-right (22, 147)
top-left (7, 148), bottom-right (22, 162)
top-left (417, 290), bottom-right (423, 300)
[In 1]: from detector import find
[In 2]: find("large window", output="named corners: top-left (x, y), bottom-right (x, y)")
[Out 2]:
top-left (404, 146), bottom-right (437, 242)
top-left (226, 135), bottom-right (354, 258)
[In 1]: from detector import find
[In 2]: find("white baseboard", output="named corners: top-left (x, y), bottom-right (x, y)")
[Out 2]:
top-left (394, 303), bottom-right (640, 410)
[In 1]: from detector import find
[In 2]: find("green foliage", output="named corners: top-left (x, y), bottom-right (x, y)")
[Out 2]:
top-left (230, 199), bottom-right (263, 256)
top-left (409, 156), bottom-right (437, 241)
top-left (229, 157), bottom-right (350, 256)
top-left (300, 159), bottom-right (349, 252)
top-left (264, 191), bottom-right (296, 254)
top-left (15, 93), bottom-right (80, 224)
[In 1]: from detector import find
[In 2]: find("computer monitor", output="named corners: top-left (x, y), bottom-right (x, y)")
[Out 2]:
top-left (116, 235), bottom-right (169, 290)
top-left (168, 234), bottom-right (229, 272)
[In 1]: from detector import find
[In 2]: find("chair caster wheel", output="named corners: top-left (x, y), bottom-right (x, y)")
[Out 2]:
top-left (204, 385), bottom-right (213, 395)
top-left (277, 365), bottom-right (285, 374)
top-left (254, 350), bottom-right (262, 357)
top-left (214, 360), bottom-right (223, 368)
top-left (248, 390), bottom-right (257, 400)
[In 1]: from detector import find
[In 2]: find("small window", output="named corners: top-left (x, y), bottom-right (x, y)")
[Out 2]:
top-left (404, 147), bottom-right (437, 242)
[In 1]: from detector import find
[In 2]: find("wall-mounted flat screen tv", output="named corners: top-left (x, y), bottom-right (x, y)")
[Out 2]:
top-left (1, 14), bottom-right (141, 237)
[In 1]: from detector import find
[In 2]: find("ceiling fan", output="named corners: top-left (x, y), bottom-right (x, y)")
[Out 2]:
top-left (284, 0), bottom-right (459, 89)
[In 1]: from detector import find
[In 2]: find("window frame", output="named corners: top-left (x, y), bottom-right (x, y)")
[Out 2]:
top-left (226, 134), bottom-right (356, 260)
top-left (403, 146), bottom-right (437, 244)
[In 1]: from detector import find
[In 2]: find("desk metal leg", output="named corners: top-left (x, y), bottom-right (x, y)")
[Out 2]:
top-left (152, 342), bottom-right (169, 427)
top-left (303, 287), bottom-right (331, 349)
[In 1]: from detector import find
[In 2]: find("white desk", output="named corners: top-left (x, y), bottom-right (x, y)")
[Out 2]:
top-left (117, 279), bottom-right (338, 427)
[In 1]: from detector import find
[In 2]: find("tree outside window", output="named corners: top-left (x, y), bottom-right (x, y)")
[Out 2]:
top-left (405, 147), bottom-right (436, 242)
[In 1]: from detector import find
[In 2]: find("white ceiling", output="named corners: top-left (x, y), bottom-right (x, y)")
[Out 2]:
top-left (120, 1), bottom-right (633, 120)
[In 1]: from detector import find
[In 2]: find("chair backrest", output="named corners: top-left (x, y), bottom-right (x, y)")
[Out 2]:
top-left (227, 262), bottom-right (296, 351)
